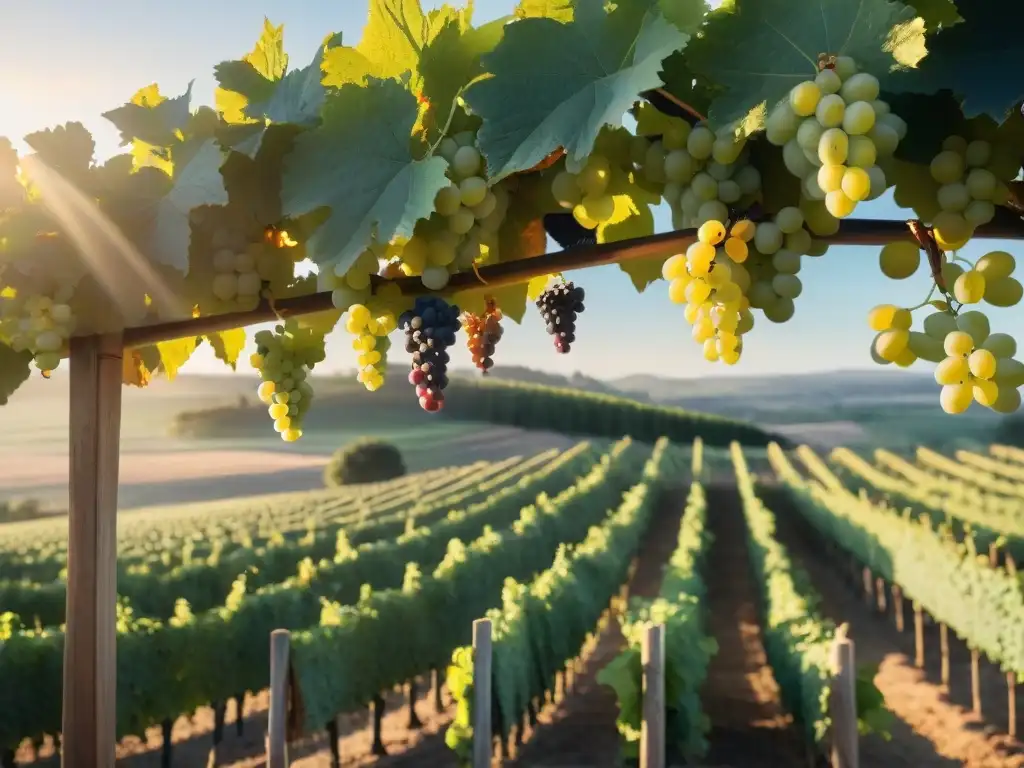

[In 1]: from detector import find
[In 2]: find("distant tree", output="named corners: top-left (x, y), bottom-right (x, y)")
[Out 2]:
top-left (324, 438), bottom-right (406, 487)
top-left (994, 414), bottom-right (1024, 447)
top-left (0, 498), bottom-right (43, 523)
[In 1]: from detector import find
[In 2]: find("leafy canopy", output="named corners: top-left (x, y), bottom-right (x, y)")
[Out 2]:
top-left (688, 0), bottom-right (922, 132)
top-left (464, 0), bottom-right (688, 180)
top-left (281, 78), bottom-right (450, 273)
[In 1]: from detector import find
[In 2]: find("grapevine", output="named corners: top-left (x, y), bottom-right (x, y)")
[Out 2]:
top-left (461, 298), bottom-right (504, 374)
top-left (250, 319), bottom-right (326, 441)
top-left (401, 296), bottom-right (461, 412)
top-left (0, 0), bottom-right (1020, 430)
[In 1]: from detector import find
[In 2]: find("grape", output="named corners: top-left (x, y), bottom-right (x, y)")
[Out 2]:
top-left (867, 123), bottom-right (899, 156)
top-left (451, 146), bottom-right (482, 178)
top-left (956, 310), bottom-right (989, 342)
top-left (459, 176), bottom-right (489, 207)
top-left (983, 277), bottom-right (1024, 307)
top-left (775, 207), bottom-right (804, 234)
top-left (935, 355), bottom-right (969, 384)
top-left (815, 68), bottom-right (842, 94)
top-left (953, 270), bottom-right (985, 304)
top-left (818, 129), bottom-right (849, 165)
top-left (846, 136), bottom-right (877, 168)
top-left (944, 330), bottom-right (974, 357)
top-left (664, 150), bottom-right (695, 183)
top-left (964, 200), bottom-right (996, 227)
top-left (839, 73), bottom-right (880, 102)
top-left (784, 140), bottom-right (815, 177)
top-left (462, 299), bottom-right (504, 374)
top-left (976, 250), bottom-right (1016, 279)
top-left (940, 383), bottom-right (973, 414)
top-left (687, 126), bottom-right (715, 160)
top-left (797, 119), bottom-right (825, 150)
top-left (577, 155), bottom-right (611, 196)
top-left (908, 332), bottom-right (945, 362)
top-left (965, 168), bottom-right (997, 200)
top-left (878, 240), bottom-right (921, 280)
top-left (825, 189), bottom-right (855, 218)
top-left (842, 101), bottom-right (876, 135)
top-left (434, 184), bottom-right (462, 216)
top-left (816, 164), bottom-right (845, 193)
top-left (964, 139), bottom-right (992, 168)
top-left (401, 297), bottom-right (460, 411)
top-left (841, 167), bottom-right (871, 202)
top-left (930, 150), bottom-right (964, 184)
top-left (766, 102), bottom-right (800, 145)
top-left (982, 333), bottom-right (1017, 358)
top-left (815, 94), bottom-right (845, 128)
top-left (968, 349), bottom-right (997, 379)
top-left (790, 81), bottom-right (821, 116)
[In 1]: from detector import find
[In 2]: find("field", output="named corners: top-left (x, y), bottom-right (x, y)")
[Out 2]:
top-left (2, 425), bottom-right (1023, 768)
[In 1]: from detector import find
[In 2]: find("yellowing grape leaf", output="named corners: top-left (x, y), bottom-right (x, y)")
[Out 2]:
top-left (297, 308), bottom-right (343, 337)
top-left (884, 0), bottom-right (1022, 122)
top-left (157, 336), bottom-right (199, 380)
top-left (464, 0), bottom-right (687, 180)
top-left (515, 0), bottom-right (574, 21)
top-left (453, 282), bottom-right (529, 323)
top-left (281, 78), bottom-right (449, 274)
top-left (214, 19), bottom-right (289, 124)
top-left (122, 349), bottom-right (153, 388)
top-left (419, 16), bottom-right (509, 132)
top-left (229, 33), bottom-right (344, 158)
top-left (0, 343), bottom-right (32, 405)
top-left (688, 0), bottom-right (921, 133)
top-left (527, 274), bottom-right (556, 300)
top-left (102, 82), bottom-right (195, 148)
top-left (634, 101), bottom-right (683, 137)
top-left (658, 0), bottom-right (709, 34)
top-left (207, 328), bottom-right (247, 369)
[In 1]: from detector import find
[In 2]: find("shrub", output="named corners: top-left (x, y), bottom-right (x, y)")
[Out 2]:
top-left (324, 438), bottom-right (406, 487)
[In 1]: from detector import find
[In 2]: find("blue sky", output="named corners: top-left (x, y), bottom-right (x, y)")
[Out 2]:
top-left (3, 0), bottom-right (1021, 382)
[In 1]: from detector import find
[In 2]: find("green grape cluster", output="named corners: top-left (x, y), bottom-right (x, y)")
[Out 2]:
top-left (0, 287), bottom-right (77, 373)
top-left (765, 55), bottom-right (903, 220)
top-left (632, 117), bottom-right (761, 229)
top-left (550, 152), bottom-right (616, 230)
top-left (250, 319), bottom-right (326, 441)
top-left (869, 247), bottom-right (1024, 414)
top-left (344, 303), bottom-right (397, 392)
top-left (927, 137), bottom-right (1016, 250)
top-left (662, 219), bottom-right (757, 365)
top-left (197, 222), bottom-right (302, 313)
top-left (409, 131), bottom-right (511, 290)
top-left (741, 207), bottom-right (827, 324)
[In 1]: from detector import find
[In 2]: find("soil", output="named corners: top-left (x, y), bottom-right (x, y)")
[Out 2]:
top-left (15, 483), bottom-right (1024, 768)
top-left (700, 484), bottom-right (805, 768)
top-left (767, 486), bottom-right (1024, 768)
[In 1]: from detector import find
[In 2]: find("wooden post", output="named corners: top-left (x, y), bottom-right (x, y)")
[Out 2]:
top-left (407, 680), bottom-right (422, 729)
top-left (830, 637), bottom-right (859, 768)
top-left (914, 603), bottom-right (924, 669)
top-left (1008, 672), bottom-right (1017, 738)
top-left (875, 577), bottom-right (887, 614)
top-left (472, 618), bottom-right (493, 768)
top-left (431, 667), bottom-right (445, 713)
top-left (327, 717), bottom-right (340, 768)
top-left (989, 542), bottom-right (999, 567)
top-left (892, 585), bottom-right (904, 632)
top-left (862, 567), bottom-right (874, 608)
top-left (640, 624), bottom-right (666, 768)
top-left (940, 623), bottom-right (950, 691)
top-left (62, 332), bottom-right (123, 768)
top-left (971, 649), bottom-right (982, 716)
top-left (267, 629), bottom-right (290, 768)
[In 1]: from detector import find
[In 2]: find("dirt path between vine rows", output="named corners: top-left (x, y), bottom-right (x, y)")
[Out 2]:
top-left (764, 484), bottom-right (1024, 768)
top-left (699, 484), bottom-right (805, 768)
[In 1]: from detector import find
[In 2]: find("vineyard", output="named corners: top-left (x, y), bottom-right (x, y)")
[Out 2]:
top-left (0, 435), bottom-right (1022, 766)
top-left (3, 0), bottom-right (1024, 763)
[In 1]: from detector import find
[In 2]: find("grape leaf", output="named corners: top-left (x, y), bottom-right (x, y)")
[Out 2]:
top-left (527, 275), bottom-right (556, 301)
top-left (214, 18), bottom-right (289, 124)
top-left (357, 0), bottom-right (463, 85)
top-left (157, 336), bottom-right (199, 380)
top-left (658, 0), bottom-right (709, 33)
top-left (280, 78), bottom-right (449, 274)
top-left (116, 139), bottom-right (229, 272)
top-left (0, 343), bottom-right (32, 405)
top-left (230, 33), bottom-right (343, 158)
top-left (904, 0), bottom-right (962, 30)
top-left (102, 82), bottom-right (195, 148)
top-left (514, 0), bottom-right (574, 21)
top-left (23, 123), bottom-right (95, 188)
top-left (687, 0), bottom-right (922, 133)
top-left (464, 0), bottom-right (687, 181)
top-left (453, 282), bottom-right (529, 324)
top-left (883, 0), bottom-right (1024, 122)
top-left (419, 16), bottom-right (509, 129)
top-left (206, 329), bottom-right (247, 369)
top-left (122, 349), bottom-right (153, 388)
